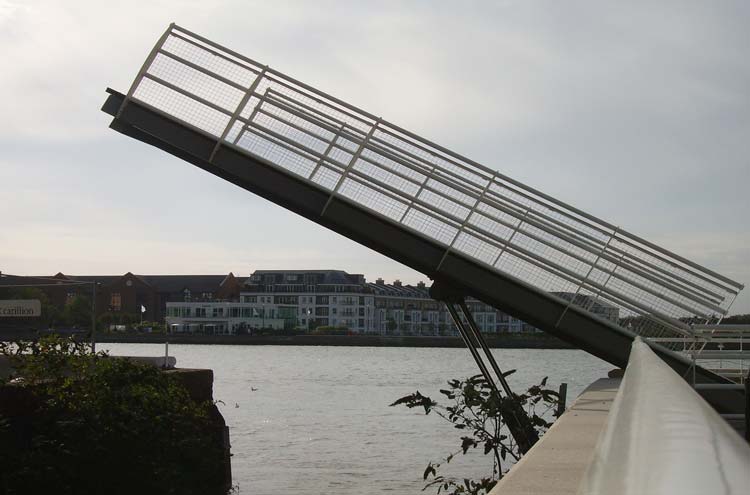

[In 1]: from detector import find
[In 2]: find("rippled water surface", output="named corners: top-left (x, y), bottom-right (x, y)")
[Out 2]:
top-left (103, 344), bottom-right (610, 495)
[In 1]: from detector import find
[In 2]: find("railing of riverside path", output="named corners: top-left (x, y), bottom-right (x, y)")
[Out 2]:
top-left (579, 338), bottom-right (750, 495)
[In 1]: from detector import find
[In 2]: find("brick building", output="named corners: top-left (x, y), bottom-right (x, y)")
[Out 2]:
top-left (0, 272), bottom-right (245, 324)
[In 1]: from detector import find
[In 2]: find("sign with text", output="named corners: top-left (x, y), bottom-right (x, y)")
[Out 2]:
top-left (0, 300), bottom-right (42, 317)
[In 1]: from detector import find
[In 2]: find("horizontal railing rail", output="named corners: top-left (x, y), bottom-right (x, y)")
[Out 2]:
top-left (118, 24), bottom-right (744, 346)
top-left (579, 338), bottom-right (750, 495)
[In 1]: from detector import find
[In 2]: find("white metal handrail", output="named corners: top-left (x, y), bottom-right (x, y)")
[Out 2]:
top-left (579, 338), bottom-right (750, 495)
top-left (119, 24), bottom-right (744, 346)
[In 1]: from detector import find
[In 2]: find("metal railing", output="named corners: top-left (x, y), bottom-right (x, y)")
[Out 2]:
top-left (119, 24), bottom-right (744, 345)
top-left (650, 324), bottom-right (750, 382)
top-left (578, 338), bottom-right (750, 495)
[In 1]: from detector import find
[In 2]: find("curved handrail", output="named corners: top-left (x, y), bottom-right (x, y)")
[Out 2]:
top-left (579, 338), bottom-right (750, 495)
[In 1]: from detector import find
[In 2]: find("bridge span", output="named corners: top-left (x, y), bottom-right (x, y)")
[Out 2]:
top-left (101, 24), bottom-right (744, 410)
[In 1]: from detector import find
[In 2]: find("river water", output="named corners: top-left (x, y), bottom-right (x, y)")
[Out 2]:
top-left (102, 344), bottom-right (610, 495)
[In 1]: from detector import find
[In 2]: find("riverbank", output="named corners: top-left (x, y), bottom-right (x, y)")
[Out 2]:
top-left (94, 333), bottom-right (573, 348)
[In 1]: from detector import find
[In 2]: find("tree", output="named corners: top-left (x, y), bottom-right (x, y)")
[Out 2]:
top-left (391, 373), bottom-right (560, 495)
top-left (62, 295), bottom-right (91, 328)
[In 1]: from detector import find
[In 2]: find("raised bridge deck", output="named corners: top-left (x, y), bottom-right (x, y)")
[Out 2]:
top-left (101, 24), bottom-right (744, 409)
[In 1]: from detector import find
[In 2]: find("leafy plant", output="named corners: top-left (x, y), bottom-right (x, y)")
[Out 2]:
top-left (391, 373), bottom-right (560, 495)
top-left (61, 294), bottom-right (92, 328)
top-left (0, 336), bottom-right (229, 495)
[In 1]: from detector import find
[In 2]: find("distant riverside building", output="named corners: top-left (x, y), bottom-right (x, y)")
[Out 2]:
top-left (0, 272), bottom-right (245, 324)
top-left (1, 270), bottom-right (619, 336)
top-left (164, 269), bottom-right (619, 336)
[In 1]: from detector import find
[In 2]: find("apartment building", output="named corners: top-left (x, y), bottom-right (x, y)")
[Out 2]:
top-left (167, 270), bottom-right (374, 334)
top-left (165, 269), bottom-right (618, 335)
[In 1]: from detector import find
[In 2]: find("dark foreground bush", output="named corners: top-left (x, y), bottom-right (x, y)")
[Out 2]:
top-left (0, 337), bottom-right (228, 495)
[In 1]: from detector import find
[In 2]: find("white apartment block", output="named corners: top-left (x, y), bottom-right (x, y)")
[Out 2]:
top-left (165, 302), bottom-right (285, 334)
top-left (165, 270), bottom-right (619, 336)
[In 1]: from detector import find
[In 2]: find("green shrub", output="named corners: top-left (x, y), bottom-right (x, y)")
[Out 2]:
top-left (391, 373), bottom-right (560, 495)
top-left (0, 336), bottom-right (228, 495)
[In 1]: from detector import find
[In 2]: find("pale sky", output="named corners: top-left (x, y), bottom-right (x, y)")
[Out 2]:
top-left (1, 1), bottom-right (748, 313)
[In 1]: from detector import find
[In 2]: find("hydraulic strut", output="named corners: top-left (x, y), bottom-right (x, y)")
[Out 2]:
top-left (430, 280), bottom-right (539, 454)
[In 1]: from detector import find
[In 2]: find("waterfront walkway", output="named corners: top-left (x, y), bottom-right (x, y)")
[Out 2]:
top-left (489, 378), bottom-right (620, 495)
top-left (493, 337), bottom-right (750, 495)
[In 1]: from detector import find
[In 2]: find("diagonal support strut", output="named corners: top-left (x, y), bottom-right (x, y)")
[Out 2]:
top-left (430, 279), bottom-right (539, 454)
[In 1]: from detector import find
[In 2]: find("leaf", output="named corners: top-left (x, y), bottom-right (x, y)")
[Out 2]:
top-left (461, 436), bottom-right (477, 454)
top-left (423, 463), bottom-right (436, 480)
top-left (389, 391), bottom-right (435, 414)
top-left (540, 376), bottom-right (548, 386)
top-left (439, 389), bottom-right (455, 399)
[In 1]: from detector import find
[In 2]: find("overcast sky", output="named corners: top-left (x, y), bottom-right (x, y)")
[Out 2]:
top-left (1, 0), bottom-right (748, 313)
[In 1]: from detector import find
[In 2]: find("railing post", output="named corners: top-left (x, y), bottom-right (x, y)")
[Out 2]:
top-left (556, 382), bottom-right (568, 417)
top-left (745, 370), bottom-right (749, 442)
top-left (210, 66), bottom-right (268, 162)
top-left (90, 281), bottom-right (96, 353)
top-left (320, 118), bottom-right (382, 216)
top-left (397, 163), bottom-right (437, 223)
top-left (555, 227), bottom-right (619, 328)
top-left (308, 123), bottom-right (347, 180)
top-left (436, 171), bottom-right (497, 271)
top-left (117, 23), bottom-right (175, 118)
top-left (491, 206), bottom-right (531, 267)
top-left (232, 87), bottom-right (272, 146)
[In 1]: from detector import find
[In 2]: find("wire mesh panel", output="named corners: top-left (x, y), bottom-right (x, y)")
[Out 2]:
top-left (120, 24), bottom-right (744, 346)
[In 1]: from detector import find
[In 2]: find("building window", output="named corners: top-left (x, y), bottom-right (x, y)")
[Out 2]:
top-left (275, 295), bottom-right (298, 305)
top-left (110, 293), bottom-right (122, 311)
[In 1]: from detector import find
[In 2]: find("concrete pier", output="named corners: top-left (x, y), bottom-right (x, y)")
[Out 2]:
top-left (489, 378), bottom-right (620, 495)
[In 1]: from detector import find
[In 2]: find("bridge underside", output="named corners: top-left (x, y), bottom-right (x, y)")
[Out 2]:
top-left (102, 89), bottom-right (743, 412)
